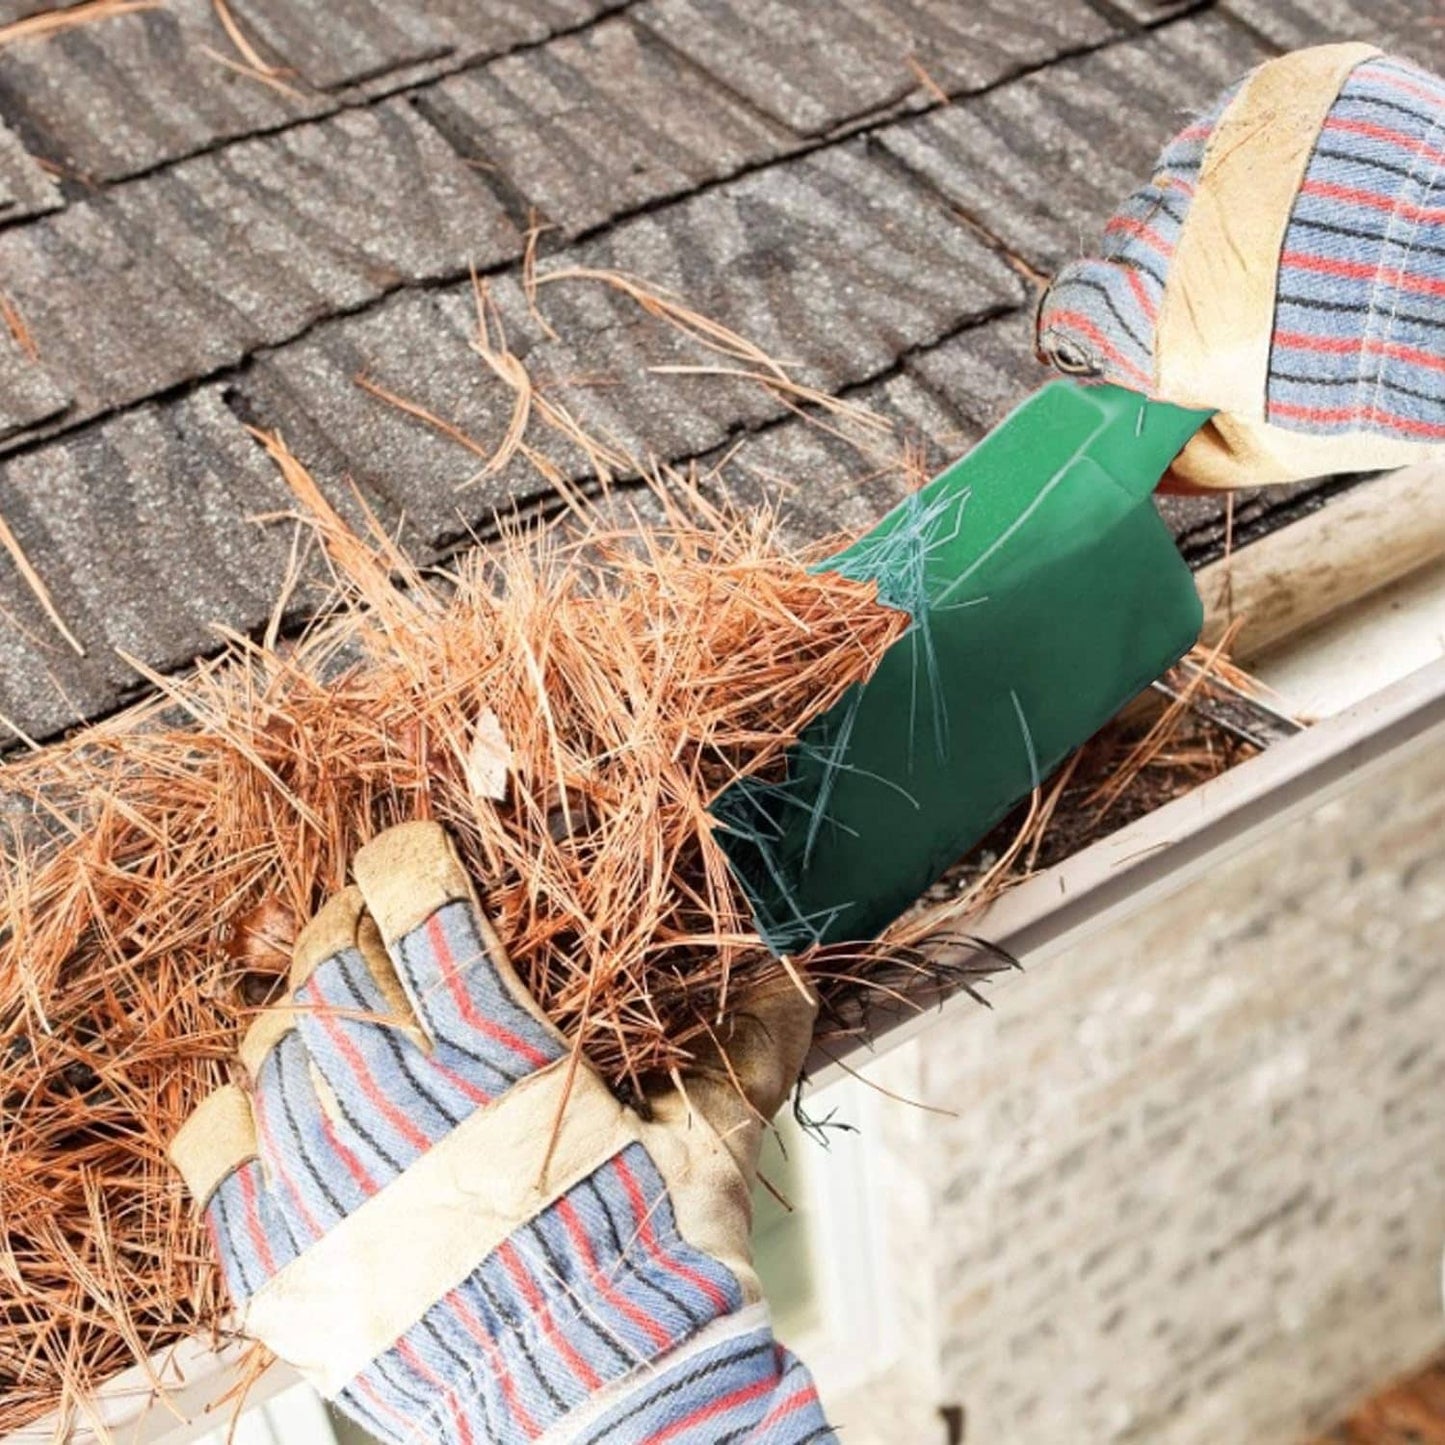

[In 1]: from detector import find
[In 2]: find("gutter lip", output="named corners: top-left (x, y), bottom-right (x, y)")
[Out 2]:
top-left (808, 650), bottom-right (1445, 1086)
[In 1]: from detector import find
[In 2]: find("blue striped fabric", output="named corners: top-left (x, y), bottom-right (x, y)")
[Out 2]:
top-left (1037, 52), bottom-right (1445, 443)
top-left (334, 1143), bottom-right (747, 1444)
top-left (207, 1156), bottom-right (301, 1305)
top-left (574, 1332), bottom-right (833, 1445)
top-left (279, 896), bottom-right (565, 1193)
top-left (1270, 57), bottom-right (1445, 439)
top-left (200, 876), bottom-right (835, 1444)
top-left (1036, 82), bottom-right (1241, 389)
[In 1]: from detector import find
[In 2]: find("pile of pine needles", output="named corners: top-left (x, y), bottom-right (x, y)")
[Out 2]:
top-left (0, 461), bottom-right (918, 1429)
top-left (0, 264), bottom-right (1263, 1434)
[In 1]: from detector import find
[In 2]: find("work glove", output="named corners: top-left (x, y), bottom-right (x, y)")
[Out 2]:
top-left (1037, 44), bottom-right (1445, 491)
top-left (170, 821), bottom-right (833, 1445)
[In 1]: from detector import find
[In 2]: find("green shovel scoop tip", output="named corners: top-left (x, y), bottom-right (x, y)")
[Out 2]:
top-left (713, 379), bottom-right (1213, 955)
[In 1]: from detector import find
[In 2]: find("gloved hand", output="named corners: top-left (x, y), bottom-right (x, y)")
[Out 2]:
top-left (1037, 44), bottom-right (1445, 491)
top-left (170, 821), bottom-right (832, 1445)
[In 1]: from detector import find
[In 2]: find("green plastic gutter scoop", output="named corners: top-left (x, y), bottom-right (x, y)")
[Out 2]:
top-left (713, 379), bottom-right (1213, 954)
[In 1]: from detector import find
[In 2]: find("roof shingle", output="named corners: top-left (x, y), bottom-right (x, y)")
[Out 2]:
top-left (0, 97), bottom-right (521, 443)
top-left (0, 387), bottom-right (290, 739)
top-left (1223, 0), bottom-right (1443, 62)
top-left (0, 0), bottom-right (330, 182)
top-left (0, 114), bottom-right (60, 219)
top-left (0, 2), bottom-right (1433, 750)
top-left (635, 0), bottom-right (1120, 135)
top-left (880, 14), bottom-right (1270, 273)
top-left (419, 16), bottom-right (793, 239)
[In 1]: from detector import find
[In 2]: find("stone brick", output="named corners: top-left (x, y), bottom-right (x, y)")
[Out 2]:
top-left (851, 735), bottom-right (1445, 1445)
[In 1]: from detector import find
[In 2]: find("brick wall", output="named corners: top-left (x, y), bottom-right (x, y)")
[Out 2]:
top-left (835, 732), bottom-right (1445, 1444)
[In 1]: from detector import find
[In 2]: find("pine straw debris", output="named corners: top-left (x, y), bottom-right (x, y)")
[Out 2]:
top-left (0, 466), bottom-right (1266, 1431)
top-left (0, 454), bottom-right (919, 1430)
top-left (0, 261), bottom-right (1273, 1430)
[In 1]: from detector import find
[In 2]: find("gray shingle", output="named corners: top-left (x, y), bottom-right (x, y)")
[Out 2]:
top-left (713, 360), bottom-right (973, 547)
top-left (904, 309), bottom-right (1048, 434)
top-left (575, 139), bottom-right (1024, 390)
top-left (0, 0), bottom-right (86, 27)
top-left (0, 197), bottom-right (244, 433)
top-left (0, 312), bottom-right (70, 440)
top-left (0, 0), bottom-right (644, 185)
top-left (2, 0), bottom-right (1326, 757)
top-left (0, 0), bottom-right (332, 183)
top-left (355, 0), bottom-right (633, 71)
top-left (0, 116), bottom-right (59, 220)
top-left (1222, 0), bottom-right (1444, 65)
top-left (418, 16), bottom-right (793, 238)
top-left (143, 95), bottom-right (520, 297)
top-left (223, 0), bottom-right (448, 91)
top-left (1105, 0), bottom-right (1203, 25)
top-left (234, 274), bottom-right (777, 539)
top-left (230, 285), bottom-right (538, 549)
top-left (221, 1), bottom-right (640, 108)
top-left (880, 14), bottom-right (1270, 273)
top-left (0, 98), bottom-right (519, 441)
top-left (233, 0), bottom-right (638, 92)
top-left (235, 277), bottom-right (984, 562)
top-left (0, 388), bottom-right (291, 742)
top-left (232, 142), bottom-right (1022, 548)
top-left (636, 0), bottom-right (1119, 136)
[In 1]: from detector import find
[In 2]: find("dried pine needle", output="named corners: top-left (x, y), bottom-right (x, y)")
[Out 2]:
top-left (0, 260), bottom-right (1265, 1432)
top-left (0, 460), bottom-right (909, 1431)
top-left (0, 506), bottom-right (86, 657)
top-left (0, 292), bottom-right (39, 363)
top-left (0, 0), bottom-right (158, 48)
